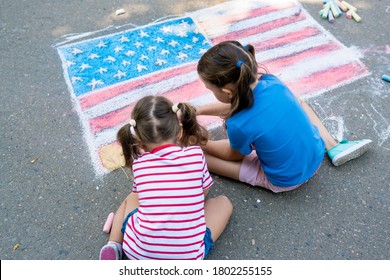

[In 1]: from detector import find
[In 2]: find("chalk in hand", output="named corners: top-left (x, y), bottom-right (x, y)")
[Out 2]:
top-left (103, 212), bottom-right (115, 233)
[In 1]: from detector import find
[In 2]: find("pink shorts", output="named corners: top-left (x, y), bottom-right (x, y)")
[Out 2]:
top-left (238, 151), bottom-right (317, 193)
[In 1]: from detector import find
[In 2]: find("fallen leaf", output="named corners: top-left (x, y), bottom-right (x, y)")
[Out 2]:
top-left (13, 243), bottom-right (20, 251)
top-left (99, 143), bottom-right (125, 171)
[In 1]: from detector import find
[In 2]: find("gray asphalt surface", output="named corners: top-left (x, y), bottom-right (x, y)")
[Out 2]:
top-left (1, 0), bottom-right (389, 260)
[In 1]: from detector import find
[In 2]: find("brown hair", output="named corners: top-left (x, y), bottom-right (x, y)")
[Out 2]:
top-left (117, 95), bottom-right (208, 167)
top-left (197, 41), bottom-right (266, 120)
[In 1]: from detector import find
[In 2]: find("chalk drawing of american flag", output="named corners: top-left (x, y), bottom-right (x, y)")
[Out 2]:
top-left (57, 0), bottom-right (369, 176)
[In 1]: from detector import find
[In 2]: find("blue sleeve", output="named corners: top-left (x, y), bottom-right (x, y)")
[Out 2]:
top-left (227, 122), bottom-right (253, 156)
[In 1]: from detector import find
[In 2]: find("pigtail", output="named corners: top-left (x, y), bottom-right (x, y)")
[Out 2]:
top-left (177, 103), bottom-right (209, 146)
top-left (117, 123), bottom-right (141, 167)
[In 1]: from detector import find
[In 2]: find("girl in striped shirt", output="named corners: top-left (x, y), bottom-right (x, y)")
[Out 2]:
top-left (99, 95), bottom-right (233, 260)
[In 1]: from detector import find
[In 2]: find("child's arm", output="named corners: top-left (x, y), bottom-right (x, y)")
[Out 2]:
top-left (203, 140), bottom-right (244, 161)
top-left (196, 102), bottom-right (231, 117)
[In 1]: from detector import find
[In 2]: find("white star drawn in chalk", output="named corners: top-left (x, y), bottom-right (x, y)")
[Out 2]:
top-left (104, 56), bottom-right (116, 63)
top-left (140, 30), bottom-right (149, 38)
top-left (79, 63), bottom-right (92, 71)
top-left (180, 20), bottom-right (190, 29)
top-left (202, 39), bottom-right (209, 45)
top-left (63, 60), bottom-right (75, 68)
top-left (192, 37), bottom-right (199, 43)
top-left (97, 41), bottom-right (107, 48)
top-left (125, 50), bottom-right (136, 56)
top-left (155, 59), bottom-right (167, 66)
top-left (114, 46), bottom-right (124, 53)
top-left (88, 53), bottom-right (100, 59)
top-left (160, 49), bottom-right (170, 55)
top-left (122, 60), bottom-right (131, 66)
top-left (139, 54), bottom-right (149, 61)
top-left (198, 48), bottom-right (208, 55)
top-left (113, 70), bottom-right (126, 79)
top-left (118, 35), bottom-right (130, 43)
top-left (134, 42), bottom-right (143, 48)
top-left (168, 40), bottom-right (179, 47)
top-left (154, 37), bottom-right (164, 43)
top-left (147, 46), bottom-right (157, 51)
top-left (184, 44), bottom-right (192, 50)
top-left (87, 78), bottom-right (104, 90)
top-left (71, 76), bottom-right (83, 83)
top-left (177, 30), bottom-right (187, 37)
top-left (97, 67), bottom-right (108, 74)
top-left (161, 26), bottom-right (172, 33)
top-left (71, 48), bottom-right (83, 55)
top-left (177, 52), bottom-right (188, 60)
top-left (137, 64), bottom-right (147, 72)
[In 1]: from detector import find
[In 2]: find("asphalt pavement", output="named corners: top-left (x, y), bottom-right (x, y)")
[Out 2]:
top-left (1, 0), bottom-right (389, 260)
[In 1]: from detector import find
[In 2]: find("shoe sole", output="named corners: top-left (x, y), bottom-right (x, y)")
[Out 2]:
top-left (99, 245), bottom-right (119, 260)
top-left (332, 139), bottom-right (372, 166)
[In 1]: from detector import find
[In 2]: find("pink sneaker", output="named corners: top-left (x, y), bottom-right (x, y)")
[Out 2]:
top-left (99, 242), bottom-right (122, 260)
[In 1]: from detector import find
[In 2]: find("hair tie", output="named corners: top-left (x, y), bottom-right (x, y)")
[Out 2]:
top-left (129, 119), bottom-right (136, 127)
top-left (236, 60), bottom-right (244, 68)
top-left (172, 104), bottom-right (179, 113)
top-left (244, 45), bottom-right (249, 50)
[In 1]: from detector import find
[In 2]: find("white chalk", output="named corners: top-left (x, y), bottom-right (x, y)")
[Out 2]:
top-left (116, 9), bottom-right (126, 16)
top-left (103, 212), bottom-right (115, 233)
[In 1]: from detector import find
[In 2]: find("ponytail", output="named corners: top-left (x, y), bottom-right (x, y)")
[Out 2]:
top-left (177, 103), bottom-right (209, 146)
top-left (117, 123), bottom-right (142, 167)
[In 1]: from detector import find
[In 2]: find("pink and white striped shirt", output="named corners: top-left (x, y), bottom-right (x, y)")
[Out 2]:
top-left (122, 144), bottom-right (213, 260)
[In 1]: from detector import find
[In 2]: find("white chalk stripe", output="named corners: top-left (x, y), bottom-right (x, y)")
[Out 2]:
top-left (238, 18), bottom-right (315, 46)
top-left (205, 6), bottom-right (300, 39)
top-left (255, 33), bottom-right (334, 63)
top-left (276, 48), bottom-right (364, 82)
top-left (83, 70), bottom-right (199, 119)
top-left (189, 0), bottom-right (269, 22)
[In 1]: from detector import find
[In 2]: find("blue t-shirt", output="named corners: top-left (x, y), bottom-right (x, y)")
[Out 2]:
top-left (226, 74), bottom-right (325, 187)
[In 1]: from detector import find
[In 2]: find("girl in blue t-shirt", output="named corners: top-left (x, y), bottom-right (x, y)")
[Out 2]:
top-left (196, 40), bottom-right (372, 193)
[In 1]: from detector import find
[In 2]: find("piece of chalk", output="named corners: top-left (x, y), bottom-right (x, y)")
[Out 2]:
top-left (321, 2), bottom-right (331, 19)
top-left (328, 10), bottom-right (335, 23)
top-left (103, 212), bottom-right (115, 233)
top-left (346, 11), bottom-right (352, 19)
top-left (116, 8), bottom-right (126, 16)
top-left (350, 10), bottom-right (361, 22)
top-left (329, 1), bottom-right (341, 17)
top-left (382, 75), bottom-right (390, 83)
top-left (341, 1), bottom-right (357, 12)
top-left (331, 0), bottom-right (343, 16)
top-left (335, 0), bottom-right (348, 12)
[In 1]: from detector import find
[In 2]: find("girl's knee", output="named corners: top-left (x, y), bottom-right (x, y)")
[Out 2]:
top-left (216, 195), bottom-right (233, 215)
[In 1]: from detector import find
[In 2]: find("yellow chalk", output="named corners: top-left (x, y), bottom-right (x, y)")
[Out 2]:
top-left (329, 1), bottom-right (341, 17)
top-left (350, 10), bottom-right (361, 22)
top-left (341, 1), bottom-right (357, 12)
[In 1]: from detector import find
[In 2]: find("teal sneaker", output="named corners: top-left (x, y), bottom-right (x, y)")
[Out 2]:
top-left (327, 139), bottom-right (372, 166)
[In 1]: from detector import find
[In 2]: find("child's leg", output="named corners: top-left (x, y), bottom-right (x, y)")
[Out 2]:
top-left (109, 192), bottom-right (139, 243)
top-left (100, 192), bottom-right (139, 260)
top-left (204, 195), bottom-right (233, 242)
top-left (299, 98), bottom-right (338, 150)
top-left (205, 152), bottom-right (242, 180)
top-left (299, 98), bottom-right (372, 166)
